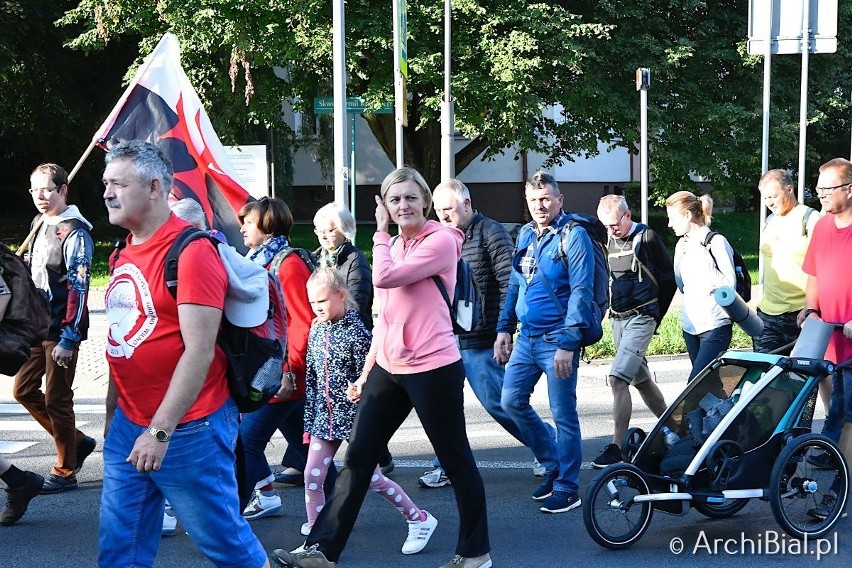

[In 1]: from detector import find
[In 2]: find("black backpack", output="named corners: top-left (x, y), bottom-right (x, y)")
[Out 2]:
top-left (163, 229), bottom-right (288, 412)
top-left (269, 246), bottom-right (318, 275)
top-left (0, 241), bottom-right (51, 375)
top-left (702, 231), bottom-right (752, 303)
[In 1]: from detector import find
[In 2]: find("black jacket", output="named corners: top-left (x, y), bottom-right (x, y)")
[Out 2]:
top-left (316, 241), bottom-right (374, 330)
top-left (608, 224), bottom-right (676, 323)
top-left (458, 213), bottom-right (514, 350)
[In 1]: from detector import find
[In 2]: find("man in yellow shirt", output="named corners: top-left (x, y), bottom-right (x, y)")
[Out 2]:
top-left (756, 169), bottom-right (819, 354)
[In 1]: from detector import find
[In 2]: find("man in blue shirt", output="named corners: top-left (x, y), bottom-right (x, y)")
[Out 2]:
top-left (495, 171), bottom-right (599, 514)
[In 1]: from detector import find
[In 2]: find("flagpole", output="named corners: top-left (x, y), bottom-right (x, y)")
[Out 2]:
top-left (16, 138), bottom-right (99, 256)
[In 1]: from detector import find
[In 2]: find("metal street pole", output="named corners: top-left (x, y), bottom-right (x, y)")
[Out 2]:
top-left (392, 0), bottom-right (406, 167)
top-left (759, 0), bottom-right (773, 283)
top-left (636, 68), bottom-right (650, 225)
top-left (332, 0), bottom-right (350, 207)
top-left (440, 0), bottom-right (455, 182)
top-left (797, 0), bottom-right (811, 203)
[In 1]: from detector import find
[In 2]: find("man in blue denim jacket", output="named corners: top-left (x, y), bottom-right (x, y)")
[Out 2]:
top-left (494, 171), bottom-right (599, 514)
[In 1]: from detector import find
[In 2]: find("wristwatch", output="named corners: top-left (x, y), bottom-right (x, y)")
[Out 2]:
top-left (146, 426), bottom-right (171, 442)
top-left (802, 308), bottom-right (821, 319)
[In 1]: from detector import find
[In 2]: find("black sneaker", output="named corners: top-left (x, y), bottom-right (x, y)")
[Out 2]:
top-left (540, 489), bottom-right (582, 513)
top-left (0, 471), bottom-right (44, 526)
top-left (592, 444), bottom-right (624, 469)
top-left (40, 473), bottom-right (78, 495)
top-left (532, 469), bottom-right (558, 501)
top-left (75, 436), bottom-right (97, 474)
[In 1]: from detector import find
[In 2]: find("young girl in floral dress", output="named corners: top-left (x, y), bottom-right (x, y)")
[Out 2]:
top-left (299, 267), bottom-right (437, 555)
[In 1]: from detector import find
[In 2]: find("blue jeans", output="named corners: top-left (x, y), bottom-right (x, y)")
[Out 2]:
top-left (99, 400), bottom-right (266, 568)
top-left (462, 348), bottom-right (528, 445)
top-left (239, 398), bottom-right (308, 488)
top-left (501, 332), bottom-right (581, 494)
top-left (684, 324), bottom-right (732, 382)
top-left (822, 369), bottom-right (851, 442)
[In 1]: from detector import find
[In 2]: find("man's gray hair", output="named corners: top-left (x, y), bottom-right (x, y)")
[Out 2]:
top-left (434, 179), bottom-right (471, 202)
top-left (170, 198), bottom-right (208, 230)
top-left (105, 140), bottom-right (174, 196)
top-left (313, 202), bottom-right (357, 243)
top-left (598, 194), bottom-right (629, 216)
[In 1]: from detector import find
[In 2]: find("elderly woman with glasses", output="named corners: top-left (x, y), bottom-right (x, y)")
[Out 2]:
top-left (312, 203), bottom-right (374, 330)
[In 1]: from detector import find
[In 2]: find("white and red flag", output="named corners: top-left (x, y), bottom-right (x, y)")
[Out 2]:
top-left (94, 33), bottom-right (251, 247)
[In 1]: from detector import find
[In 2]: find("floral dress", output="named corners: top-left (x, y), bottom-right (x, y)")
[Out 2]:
top-left (304, 308), bottom-right (372, 440)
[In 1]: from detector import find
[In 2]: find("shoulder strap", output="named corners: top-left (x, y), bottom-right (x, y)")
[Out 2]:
top-left (164, 227), bottom-right (214, 299)
top-left (270, 246), bottom-right (315, 278)
top-left (701, 230), bottom-right (722, 273)
top-left (431, 274), bottom-right (453, 315)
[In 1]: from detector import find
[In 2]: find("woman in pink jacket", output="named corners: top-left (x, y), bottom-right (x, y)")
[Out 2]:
top-left (273, 167), bottom-right (492, 568)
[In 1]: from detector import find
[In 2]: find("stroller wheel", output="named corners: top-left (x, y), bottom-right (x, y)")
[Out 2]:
top-left (693, 498), bottom-right (749, 519)
top-left (621, 427), bottom-right (646, 462)
top-left (769, 433), bottom-right (849, 539)
top-left (583, 463), bottom-right (653, 549)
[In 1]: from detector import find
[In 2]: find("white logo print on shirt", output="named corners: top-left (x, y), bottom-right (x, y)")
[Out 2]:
top-left (105, 264), bottom-right (157, 359)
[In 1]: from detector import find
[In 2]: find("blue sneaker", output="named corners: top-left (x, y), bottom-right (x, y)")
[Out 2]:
top-left (540, 489), bottom-right (581, 513)
top-left (531, 469), bottom-right (558, 500)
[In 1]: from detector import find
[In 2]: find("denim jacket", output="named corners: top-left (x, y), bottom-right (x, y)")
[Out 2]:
top-left (496, 212), bottom-right (599, 352)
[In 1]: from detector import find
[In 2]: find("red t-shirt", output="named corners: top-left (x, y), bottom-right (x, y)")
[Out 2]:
top-left (271, 253), bottom-right (312, 402)
top-left (105, 215), bottom-right (230, 425)
top-left (802, 214), bottom-right (852, 364)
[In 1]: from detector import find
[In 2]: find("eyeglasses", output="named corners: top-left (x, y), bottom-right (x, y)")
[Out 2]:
top-left (604, 211), bottom-right (627, 229)
top-left (28, 186), bottom-right (59, 195)
top-left (313, 227), bottom-right (339, 236)
top-left (815, 182), bottom-right (851, 196)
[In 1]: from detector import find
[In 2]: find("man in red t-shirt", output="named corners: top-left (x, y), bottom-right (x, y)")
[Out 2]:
top-left (801, 157), bottom-right (852, 520)
top-left (98, 140), bottom-right (269, 568)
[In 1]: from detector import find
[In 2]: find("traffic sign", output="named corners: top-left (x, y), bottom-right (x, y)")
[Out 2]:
top-left (313, 97), bottom-right (393, 115)
top-left (748, 0), bottom-right (837, 55)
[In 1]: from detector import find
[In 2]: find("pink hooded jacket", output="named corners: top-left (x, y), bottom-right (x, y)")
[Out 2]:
top-left (368, 220), bottom-right (464, 374)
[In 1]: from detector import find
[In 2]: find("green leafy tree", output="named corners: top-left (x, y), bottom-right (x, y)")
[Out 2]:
top-left (60, 0), bottom-right (613, 189)
top-left (58, 0), bottom-right (852, 198)
top-left (0, 0), bottom-right (136, 216)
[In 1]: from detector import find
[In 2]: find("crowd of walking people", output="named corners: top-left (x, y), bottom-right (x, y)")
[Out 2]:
top-left (2, 141), bottom-right (851, 568)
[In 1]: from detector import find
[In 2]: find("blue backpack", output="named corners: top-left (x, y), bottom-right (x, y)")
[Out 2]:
top-left (432, 257), bottom-right (481, 333)
top-left (534, 214), bottom-right (609, 348)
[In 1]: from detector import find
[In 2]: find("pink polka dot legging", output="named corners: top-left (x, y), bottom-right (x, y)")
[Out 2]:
top-left (304, 436), bottom-right (423, 529)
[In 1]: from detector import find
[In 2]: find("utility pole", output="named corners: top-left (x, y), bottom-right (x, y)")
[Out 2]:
top-left (440, 0), bottom-right (455, 182)
top-left (636, 68), bottom-right (651, 225)
top-left (332, 0), bottom-right (349, 207)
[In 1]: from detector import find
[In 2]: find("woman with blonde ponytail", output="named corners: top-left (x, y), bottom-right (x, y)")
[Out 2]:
top-left (665, 190), bottom-right (736, 381)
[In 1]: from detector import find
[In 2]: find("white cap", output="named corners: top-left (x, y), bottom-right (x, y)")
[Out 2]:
top-left (217, 243), bottom-right (269, 328)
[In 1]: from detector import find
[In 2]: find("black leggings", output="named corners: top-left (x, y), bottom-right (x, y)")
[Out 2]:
top-left (307, 359), bottom-right (490, 561)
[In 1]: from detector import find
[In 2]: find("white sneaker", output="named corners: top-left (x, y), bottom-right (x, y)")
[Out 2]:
top-left (401, 511), bottom-right (438, 554)
top-left (241, 489), bottom-right (283, 520)
top-left (300, 522), bottom-right (312, 536)
top-left (161, 508), bottom-right (177, 537)
top-left (532, 459), bottom-right (546, 477)
top-left (418, 468), bottom-right (451, 488)
top-left (291, 543), bottom-right (307, 554)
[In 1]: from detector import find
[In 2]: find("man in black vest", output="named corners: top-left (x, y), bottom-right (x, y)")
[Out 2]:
top-left (592, 195), bottom-right (676, 468)
top-left (421, 179), bottom-right (535, 488)
top-left (14, 163), bottom-right (96, 493)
